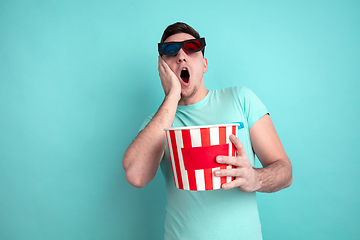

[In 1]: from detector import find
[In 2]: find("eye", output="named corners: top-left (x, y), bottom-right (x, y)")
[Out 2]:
top-left (184, 40), bottom-right (201, 51)
top-left (162, 43), bottom-right (180, 54)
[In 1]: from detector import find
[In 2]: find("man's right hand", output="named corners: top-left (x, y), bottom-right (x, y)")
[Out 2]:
top-left (158, 56), bottom-right (181, 101)
top-left (123, 57), bottom-right (181, 188)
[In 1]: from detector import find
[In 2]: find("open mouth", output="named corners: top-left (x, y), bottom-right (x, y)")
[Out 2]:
top-left (180, 68), bottom-right (190, 83)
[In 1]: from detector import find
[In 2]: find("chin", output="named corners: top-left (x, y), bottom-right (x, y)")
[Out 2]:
top-left (181, 87), bottom-right (197, 99)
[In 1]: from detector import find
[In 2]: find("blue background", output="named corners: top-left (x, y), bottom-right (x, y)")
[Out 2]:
top-left (1, 0), bottom-right (359, 239)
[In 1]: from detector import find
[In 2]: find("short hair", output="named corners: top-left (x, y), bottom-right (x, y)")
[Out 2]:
top-left (160, 22), bottom-right (205, 56)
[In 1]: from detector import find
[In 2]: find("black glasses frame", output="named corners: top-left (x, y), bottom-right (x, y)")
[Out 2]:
top-left (158, 38), bottom-right (206, 56)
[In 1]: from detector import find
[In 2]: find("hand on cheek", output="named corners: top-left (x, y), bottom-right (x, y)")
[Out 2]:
top-left (158, 56), bottom-right (181, 99)
top-left (214, 134), bottom-right (261, 192)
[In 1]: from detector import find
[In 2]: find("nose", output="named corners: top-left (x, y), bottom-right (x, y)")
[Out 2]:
top-left (176, 48), bottom-right (188, 63)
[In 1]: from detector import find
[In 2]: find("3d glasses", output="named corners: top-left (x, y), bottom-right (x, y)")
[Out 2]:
top-left (158, 38), bottom-right (206, 56)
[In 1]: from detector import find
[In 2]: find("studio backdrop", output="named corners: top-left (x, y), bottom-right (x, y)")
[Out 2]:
top-left (0, 0), bottom-right (359, 239)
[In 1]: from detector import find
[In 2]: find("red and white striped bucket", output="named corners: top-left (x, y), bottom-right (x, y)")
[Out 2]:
top-left (164, 123), bottom-right (239, 191)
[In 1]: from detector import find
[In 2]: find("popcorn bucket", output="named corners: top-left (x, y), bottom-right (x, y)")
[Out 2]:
top-left (164, 123), bottom-right (241, 191)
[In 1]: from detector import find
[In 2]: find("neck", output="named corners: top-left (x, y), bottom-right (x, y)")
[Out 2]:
top-left (178, 88), bottom-right (209, 106)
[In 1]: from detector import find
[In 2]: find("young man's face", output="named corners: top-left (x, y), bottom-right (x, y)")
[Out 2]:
top-left (162, 33), bottom-right (208, 105)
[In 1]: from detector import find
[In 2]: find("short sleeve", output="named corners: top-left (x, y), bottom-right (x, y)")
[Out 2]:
top-left (235, 86), bottom-right (269, 129)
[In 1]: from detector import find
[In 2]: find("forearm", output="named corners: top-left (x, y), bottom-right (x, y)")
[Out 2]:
top-left (255, 158), bottom-right (293, 193)
top-left (123, 94), bottom-right (179, 188)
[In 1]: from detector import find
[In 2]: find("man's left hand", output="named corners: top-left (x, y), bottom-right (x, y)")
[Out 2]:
top-left (214, 134), bottom-right (261, 192)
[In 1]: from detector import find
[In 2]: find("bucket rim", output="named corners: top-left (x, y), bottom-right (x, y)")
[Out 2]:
top-left (164, 123), bottom-right (240, 131)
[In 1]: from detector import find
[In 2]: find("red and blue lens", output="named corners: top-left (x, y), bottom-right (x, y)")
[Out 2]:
top-left (158, 38), bottom-right (206, 56)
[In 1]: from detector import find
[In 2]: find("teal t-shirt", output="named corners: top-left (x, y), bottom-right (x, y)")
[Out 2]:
top-left (140, 86), bottom-right (269, 240)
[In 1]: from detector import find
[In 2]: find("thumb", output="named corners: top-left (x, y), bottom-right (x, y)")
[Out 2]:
top-left (229, 134), bottom-right (247, 157)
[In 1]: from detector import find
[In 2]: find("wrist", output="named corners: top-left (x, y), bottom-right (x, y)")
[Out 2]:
top-left (253, 168), bottom-right (264, 192)
top-left (166, 91), bottom-right (181, 103)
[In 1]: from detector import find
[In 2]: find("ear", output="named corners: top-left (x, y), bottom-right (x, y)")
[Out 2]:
top-left (203, 58), bottom-right (208, 73)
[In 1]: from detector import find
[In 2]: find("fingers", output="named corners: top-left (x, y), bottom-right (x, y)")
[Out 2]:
top-left (158, 56), bottom-right (167, 73)
top-left (158, 56), bottom-right (173, 73)
top-left (214, 167), bottom-right (245, 177)
top-left (158, 56), bottom-right (168, 72)
top-left (158, 56), bottom-right (181, 98)
top-left (213, 168), bottom-right (246, 190)
top-left (158, 55), bottom-right (165, 66)
top-left (216, 154), bottom-right (250, 168)
top-left (229, 134), bottom-right (247, 157)
top-left (213, 167), bottom-right (257, 192)
top-left (221, 178), bottom-right (246, 190)
top-left (214, 163), bottom-right (250, 178)
top-left (158, 56), bottom-right (176, 78)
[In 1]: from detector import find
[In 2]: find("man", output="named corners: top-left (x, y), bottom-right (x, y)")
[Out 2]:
top-left (123, 22), bottom-right (292, 239)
